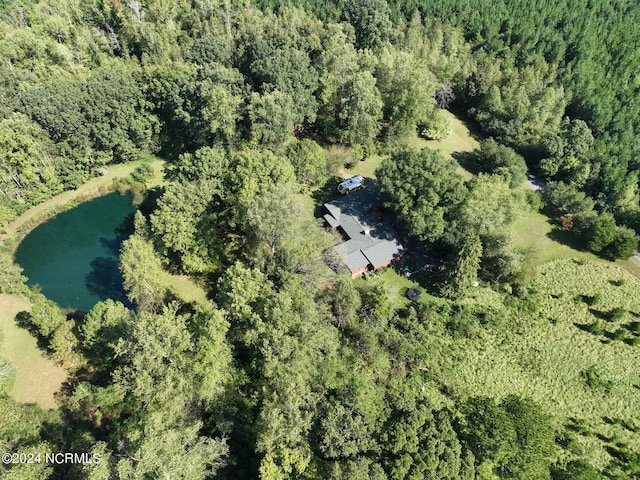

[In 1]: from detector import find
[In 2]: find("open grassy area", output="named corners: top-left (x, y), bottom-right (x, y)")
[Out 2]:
top-left (512, 207), bottom-right (640, 279)
top-left (336, 110), bottom-right (481, 182)
top-left (408, 110), bottom-right (481, 180)
top-left (353, 266), bottom-right (437, 311)
top-left (0, 295), bottom-right (67, 408)
top-left (512, 209), bottom-right (599, 266)
top-left (164, 273), bottom-right (210, 307)
top-left (438, 259), bottom-right (640, 468)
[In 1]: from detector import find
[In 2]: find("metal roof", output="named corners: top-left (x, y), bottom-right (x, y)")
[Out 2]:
top-left (324, 182), bottom-right (404, 274)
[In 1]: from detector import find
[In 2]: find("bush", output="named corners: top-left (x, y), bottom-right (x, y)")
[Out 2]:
top-left (581, 366), bottom-right (613, 395)
top-left (584, 294), bottom-right (600, 306)
top-left (613, 328), bottom-right (627, 341)
top-left (607, 308), bottom-right (626, 321)
top-left (131, 163), bottom-right (155, 185)
top-left (526, 190), bottom-right (544, 211)
top-left (587, 321), bottom-right (602, 334)
top-left (419, 109), bottom-right (454, 140)
top-left (585, 213), bottom-right (616, 253)
top-left (603, 226), bottom-right (638, 260)
top-left (470, 138), bottom-right (528, 188)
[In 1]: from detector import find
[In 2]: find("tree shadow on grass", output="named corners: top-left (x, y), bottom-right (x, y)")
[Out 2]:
top-left (546, 227), bottom-right (590, 252)
top-left (311, 175), bottom-right (344, 216)
top-left (451, 151), bottom-right (480, 174)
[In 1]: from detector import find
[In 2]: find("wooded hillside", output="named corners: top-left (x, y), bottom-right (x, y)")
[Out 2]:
top-left (2, 1), bottom-right (640, 479)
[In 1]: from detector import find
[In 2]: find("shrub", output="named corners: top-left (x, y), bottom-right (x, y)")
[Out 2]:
top-left (470, 138), bottom-right (528, 188)
top-left (612, 278), bottom-right (626, 287)
top-left (585, 213), bottom-right (616, 253)
top-left (613, 328), bottom-right (627, 341)
top-left (603, 226), bottom-right (639, 260)
top-left (526, 190), bottom-right (544, 211)
top-left (587, 321), bottom-right (602, 334)
top-left (584, 294), bottom-right (601, 306)
top-left (607, 308), bottom-right (626, 321)
top-left (581, 366), bottom-right (613, 395)
top-left (131, 163), bottom-right (155, 185)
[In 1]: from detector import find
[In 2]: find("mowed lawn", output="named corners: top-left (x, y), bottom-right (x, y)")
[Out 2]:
top-left (339, 109), bottom-right (480, 181)
top-left (512, 207), bottom-right (640, 279)
top-left (408, 109), bottom-right (481, 180)
top-left (0, 295), bottom-right (67, 408)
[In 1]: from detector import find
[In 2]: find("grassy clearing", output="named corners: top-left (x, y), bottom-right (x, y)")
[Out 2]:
top-left (440, 259), bottom-right (640, 468)
top-left (0, 295), bottom-right (67, 408)
top-left (353, 267), bottom-right (436, 310)
top-left (332, 110), bottom-right (481, 182)
top-left (512, 209), bottom-right (599, 266)
top-left (164, 273), bottom-right (210, 307)
top-left (407, 110), bottom-right (481, 180)
top-left (511, 207), bottom-right (640, 280)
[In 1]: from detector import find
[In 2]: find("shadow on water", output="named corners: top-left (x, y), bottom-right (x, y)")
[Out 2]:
top-left (84, 256), bottom-right (132, 308)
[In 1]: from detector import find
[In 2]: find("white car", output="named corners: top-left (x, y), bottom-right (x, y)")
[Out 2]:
top-left (337, 175), bottom-right (365, 194)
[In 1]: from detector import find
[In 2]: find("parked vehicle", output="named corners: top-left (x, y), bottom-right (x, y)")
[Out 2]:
top-left (337, 175), bottom-right (365, 194)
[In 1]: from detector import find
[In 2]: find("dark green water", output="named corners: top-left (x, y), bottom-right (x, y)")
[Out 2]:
top-left (15, 192), bottom-right (136, 312)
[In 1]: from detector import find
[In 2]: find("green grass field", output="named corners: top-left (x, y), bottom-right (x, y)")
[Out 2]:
top-left (439, 259), bottom-right (640, 468)
top-left (0, 295), bottom-right (67, 408)
top-left (339, 110), bottom-right (480, 181)
top-left (408, 110), bottom-right (480, 180)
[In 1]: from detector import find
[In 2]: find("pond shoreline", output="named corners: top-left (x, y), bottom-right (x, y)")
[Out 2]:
top-left (1, 157), bottom-right (164, 255)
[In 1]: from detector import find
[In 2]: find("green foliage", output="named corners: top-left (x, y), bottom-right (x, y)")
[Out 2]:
top-left (375, 46), bottom-right (436, 137)
top-left (419, 108), bottom-right (454, 140)
top-left (0, 113), bottom-right (63, 209)
top-left (471, 138), bottom-right (528, 188)
top-left (0, 250), bottom-right (27, 293)
top-left (6, 1), bottom-right (640, 477)
top-left (381, 404), bottom-right (474, 480)
top-left (331, 277), bottom-right (362, 329)
top-left (338, 70), bottom-right (383, 145)
top-left (471, 63), bottom-right (566, 151)
top-left (585, 213), bottom-right (617, 253)
top-left (318, 402), bottom-right (376, 459)
top-left (83, 61), bottom-right (158, 163)
top-left (461, 395), bottom-right (556, 478)
top-left (553, 460), bottom-right (602, 480)
top-left (119, 234), bottom-right (168, 312)
top-left (244, 183), bottom-right (331, 276)
top-left (249, 89), bottom-right (296, 145)
top-left (376, 147), bottom-right (466, 242)
top-left (81, 299), bottom-right (134, 369)
top-left (25, 295), bottom-right (66, 338)
top-left (285, 139), bottom-right (327, 187)
top-left (581, 366), bottom-right (613, 395)
top-left (603, 226), bottom-right (638, 261)
top-left (442, 233), bottom-right (482, 298)
top-left (342, 0), bottom-right (393, 50)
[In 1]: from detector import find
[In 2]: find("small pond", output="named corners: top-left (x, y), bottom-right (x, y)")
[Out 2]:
top-left (15, 192), bottom-right (136, 312)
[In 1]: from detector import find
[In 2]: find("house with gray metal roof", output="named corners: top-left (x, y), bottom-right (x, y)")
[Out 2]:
top-left (324, 181), bottom-right (404, 277)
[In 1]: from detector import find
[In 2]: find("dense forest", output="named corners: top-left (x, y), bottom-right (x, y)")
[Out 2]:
top-left (1, 0), bottom-right (640, 479)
